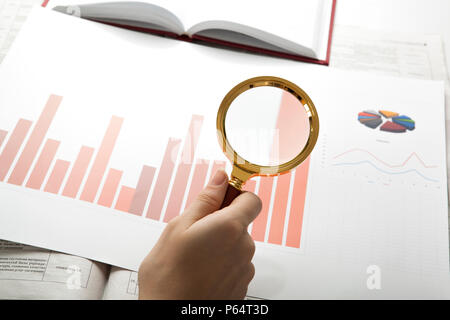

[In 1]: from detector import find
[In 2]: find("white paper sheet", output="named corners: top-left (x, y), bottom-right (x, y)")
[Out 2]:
top-left (331, 25), bottom-right (448, 82)
top-left (0, 8), bottom-right (448, 299)
top-left (330, 25), bottom-right (450, 207)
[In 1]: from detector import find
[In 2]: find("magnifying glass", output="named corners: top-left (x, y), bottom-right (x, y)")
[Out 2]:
top-left (217, 76), bottom-right (319, 208)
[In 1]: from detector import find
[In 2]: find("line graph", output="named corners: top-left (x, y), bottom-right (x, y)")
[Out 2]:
top-left (332, 161), bottom-right (439, 182)
top-left (333, 148), bottom-right (437, 169)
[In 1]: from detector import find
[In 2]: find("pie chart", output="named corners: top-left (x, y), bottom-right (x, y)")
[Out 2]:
top-left (358, 110), bottom-right (415, 133)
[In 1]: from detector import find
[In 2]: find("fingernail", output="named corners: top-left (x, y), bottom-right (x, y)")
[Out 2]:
top-left (211, 169), bottom-right (227, 185)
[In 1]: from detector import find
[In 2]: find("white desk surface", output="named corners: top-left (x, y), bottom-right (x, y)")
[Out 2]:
top-left (335, 0), bottom-right (450, 74)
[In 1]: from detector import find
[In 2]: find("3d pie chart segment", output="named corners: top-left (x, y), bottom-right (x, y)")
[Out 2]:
top-left (380, 121), bottom-right (406, 133)
top-left (358, 110), bottom-right (382, 129)
top-left (392, 115), bottom-right (415, 130)
top-left (362, 118), bottom-right (383, 129)
top-left (379, 110), bottom-right (399, 118)
top-left (358, 110), bottom-right (415, 133)
top-left (363, 110), bottom-right (380, 116)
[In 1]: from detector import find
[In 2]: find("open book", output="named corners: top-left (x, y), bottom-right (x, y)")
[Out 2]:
top-left (51, 0), bottom-right (336, 64)
top-left (0, 240), bottom-right (137, 300)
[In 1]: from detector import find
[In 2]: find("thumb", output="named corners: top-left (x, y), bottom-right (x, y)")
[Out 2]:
top-left (181, 169), bottom-right (228, 223)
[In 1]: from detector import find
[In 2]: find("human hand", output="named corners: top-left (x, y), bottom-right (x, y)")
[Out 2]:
top-left (138, 169), bottom-right (262, 299)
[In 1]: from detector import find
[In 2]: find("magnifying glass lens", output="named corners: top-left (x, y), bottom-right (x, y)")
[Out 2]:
top-left (225, 86), bottom-right (310, 167)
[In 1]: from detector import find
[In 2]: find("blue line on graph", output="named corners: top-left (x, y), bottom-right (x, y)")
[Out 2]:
top-left (332, 161), bottom-right (439, 183)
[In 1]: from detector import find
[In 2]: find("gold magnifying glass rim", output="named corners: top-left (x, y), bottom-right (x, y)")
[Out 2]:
top-left (217, 76), bottom-right (319, 184)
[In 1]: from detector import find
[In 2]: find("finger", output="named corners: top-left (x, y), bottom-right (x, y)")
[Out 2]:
top-left (181, 169), bottom-right (228, 223)
top-left (224, 191), bottom-right (262, 227)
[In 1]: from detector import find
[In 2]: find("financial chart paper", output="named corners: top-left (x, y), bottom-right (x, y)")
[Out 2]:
top-left (0, 8), bottom-right (448, 299)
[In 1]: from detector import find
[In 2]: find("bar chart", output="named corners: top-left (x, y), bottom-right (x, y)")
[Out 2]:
top-left (0, 94), bottom-right (311, 249)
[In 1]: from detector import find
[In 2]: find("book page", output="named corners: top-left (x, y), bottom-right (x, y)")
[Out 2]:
top-left (52, 1), bottom-right (186, 35)
top-left (102, 267), bottom-right (138, 299)
top-left (0, 240), bottom-right (110, 299)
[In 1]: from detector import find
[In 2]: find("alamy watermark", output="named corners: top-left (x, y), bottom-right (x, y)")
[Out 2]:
top-left (366, 265), bottom-right (381, 290)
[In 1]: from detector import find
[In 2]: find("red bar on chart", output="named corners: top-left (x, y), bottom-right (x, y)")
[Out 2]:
top-left (243, 179), bottom-right (256, 193)
top-left (80, 116), bottom-right (123, 202)
top-left (184, 159), bottom-right (209, 209)
top-left (164, 115), bottom-right (203, 222)
top-left (210, 160), bottom-right (226, 182)
top-left (44, 159), bottom-right (70, 194)
top-left (0, 119), bottom-right (33, 181)
top-left (115, 186), bottom-right (135, 212)
top-left (268, 172), bottom-right (291, 245)
top-left (0, 130), bottom-right (7, 148)
top-left (62, 146), bottom-right (94, 198)
top-left (128, 165), bottom-right (156, 216)
top-left (26, 139), bottom-right (60, 190)
top-left (146, 138), bottom-right (181, 221)
top-left (273, 91), bottom-right (310, 163)
top-left (97, 168), bottom-right (122, 207)
top-left (9, 95), bottom-right (62, 186)
top-left (251, 176), bottom-right (275, 241)
top-left (286, 157), bottom-right (311, 248)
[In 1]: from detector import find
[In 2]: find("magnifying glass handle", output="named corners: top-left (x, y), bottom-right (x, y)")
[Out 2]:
top-left (220, 183), bottom-right (242, 208)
